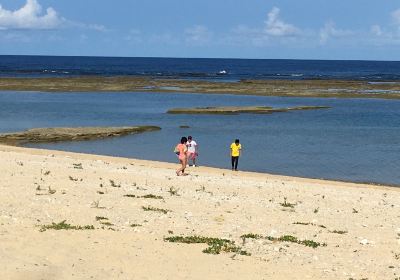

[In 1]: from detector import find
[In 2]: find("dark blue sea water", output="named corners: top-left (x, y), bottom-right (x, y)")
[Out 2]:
top-left (1, 55), bottom-right (400, 81)
top-left (0, 91), bottom-right (399, 186)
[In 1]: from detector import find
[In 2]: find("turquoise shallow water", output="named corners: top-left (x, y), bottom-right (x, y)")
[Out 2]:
top-left (0, 91), bottom-right (399, 186)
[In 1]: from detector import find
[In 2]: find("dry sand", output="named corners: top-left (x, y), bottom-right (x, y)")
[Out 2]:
top-left (1, 144), bottom-right (399, 280)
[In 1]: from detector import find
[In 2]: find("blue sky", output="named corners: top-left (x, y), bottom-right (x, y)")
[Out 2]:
top-left (0, 0), bottom-right (400, 60)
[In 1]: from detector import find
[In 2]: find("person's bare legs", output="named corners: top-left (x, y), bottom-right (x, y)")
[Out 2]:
top-left (181, 158), bottom-right (188, 175)
top-left (176, 158), bottom-right (187, 175)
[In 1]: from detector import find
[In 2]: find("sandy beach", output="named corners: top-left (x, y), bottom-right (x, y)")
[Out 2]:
top-left (1, 144), bottom-right (399, 279)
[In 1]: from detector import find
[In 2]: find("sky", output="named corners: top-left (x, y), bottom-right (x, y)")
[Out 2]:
top-left (0, 0), bottom-right (400, 60)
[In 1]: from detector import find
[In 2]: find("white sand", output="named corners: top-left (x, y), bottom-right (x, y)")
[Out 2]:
top-left (1, 144), bottom-right (399, 280)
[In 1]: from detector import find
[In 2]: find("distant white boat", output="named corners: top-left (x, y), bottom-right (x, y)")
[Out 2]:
top-left (217, 70), bottom-right (227, 75)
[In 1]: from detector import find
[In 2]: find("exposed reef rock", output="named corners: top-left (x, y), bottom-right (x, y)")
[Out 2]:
top-left (0, 126), bottom-right (161, 145)
top-left (167, 106), bottom-right (330, 115)
top-left (0, 77), bottom-right (399, 99)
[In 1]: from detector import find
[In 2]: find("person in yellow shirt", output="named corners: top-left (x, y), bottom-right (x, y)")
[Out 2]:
top-left (230, 139), bottom-right (242, 171)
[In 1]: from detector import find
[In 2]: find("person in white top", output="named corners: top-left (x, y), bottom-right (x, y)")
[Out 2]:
top-left (186, 136), bottom-right (198, 167)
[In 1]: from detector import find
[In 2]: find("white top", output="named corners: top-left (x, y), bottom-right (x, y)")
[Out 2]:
top-left (186, 140), bottom-right (197, 153)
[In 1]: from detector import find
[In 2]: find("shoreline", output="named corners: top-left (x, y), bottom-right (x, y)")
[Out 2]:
top-left (1, 76), bottom-right (400, 99)
top-left (2, 143), bottom-right (398, 192)
top-left (12, 143), bottom-right (400, 189)
top-left (2, 144), bottom-right (400, 279)
top-left (2, 140), bottom-right (398, 189)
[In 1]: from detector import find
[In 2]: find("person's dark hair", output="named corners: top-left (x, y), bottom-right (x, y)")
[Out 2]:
top-left (235, 139), bottom-right (240, 144)
top-left (181, 137), bottom-right (188, 144)
top-left (188, 135), bottom-right (192, 140)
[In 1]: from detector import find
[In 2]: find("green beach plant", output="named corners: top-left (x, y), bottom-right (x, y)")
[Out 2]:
top-left (330, 230), bottom-right (347, 234)
top-left (110, 180), bottom-right (121, 188)
top-left (280, 197), bottom-right (296, 208)
top-left (100, 221), bottom-right (114, 226)
top-left (240, 233), bottom-right (326, 248)
top-left (164, 235), bottom-right (250, 256)
top-left (39, 220), bottom-right (95, 232)
top-left (124, 194), bottom-right (164, 199)
top-left (141, 194), bottom-right (163, 199)
top-left (168, 186), bottom-right (180, 196)
top-left (69, 176), bottom-right (78, 181)
top-left (293, 222), bottom-right (326, 228)
top-left (73, 163), bottom-right (83, 169)
top-left (142, 206), bottom-right (171, 214)
top-left (130, 224), bottom-right (142, 227)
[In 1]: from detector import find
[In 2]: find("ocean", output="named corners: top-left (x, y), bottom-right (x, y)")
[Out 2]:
top-left (1, 55), bottom-right (400, 81)
top-left (0, 91), bottom-right (398, 186)
top-left (0, 55), bottom-right (399, 185)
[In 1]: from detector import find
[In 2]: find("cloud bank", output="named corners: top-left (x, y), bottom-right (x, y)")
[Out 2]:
top-left (0, 0), bottom-right (63, 30)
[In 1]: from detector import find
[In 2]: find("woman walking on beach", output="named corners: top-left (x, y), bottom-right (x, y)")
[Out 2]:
top-left (176, 137), bottom-right (188, 176)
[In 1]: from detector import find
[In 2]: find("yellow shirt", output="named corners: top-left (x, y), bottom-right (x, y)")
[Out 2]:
top-left (230, 143), bottom-right (241, 157)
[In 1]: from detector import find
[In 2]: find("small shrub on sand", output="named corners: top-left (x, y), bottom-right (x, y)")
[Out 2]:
top-left (168, 186), bottom-right (180, 196)
top-left (280, 197), bottom-right (296, 208)
top-left (110, 180), bottom-right (121, 188)
top-left (69, 176), bottom-right (78, 182)
top-left (39, 220), bottom-right (94, 232)
top-left (142, 206), bottom-right (171, 214)
top-left (124, 194), bottom-right (163, 199)
top-left (164, 235), bottom-right (250, 256)
top-left (142, 194), bottom-right (163, 199)
top-left (130, 224), bottom-right (142, 227)
top-left (330, 230), bottom-right (347, 234)
top-left (293, 222), bottom-right (326, 228)
top-left (241, 233), bottom-right (326, 248)
top-left (100, 221), bottom-right (114, 226)
top-left (73, 163), bottom-right (83, 169)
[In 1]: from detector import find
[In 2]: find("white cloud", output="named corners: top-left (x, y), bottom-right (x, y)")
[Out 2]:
top-left (184, 25), bottom-right (211, 45)
top-left (392, 9), bottom-right (400, 25)
top-left (0, 0), bottom-right (63, 30)
top-left (223, 7), bottom-right (302, 47)
top-left (319, 21), bottom-right (353, 44)
top-left (264, 7), bottom-right (300, 37)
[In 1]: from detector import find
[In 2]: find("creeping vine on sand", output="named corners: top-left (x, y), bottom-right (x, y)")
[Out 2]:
top-left (164, 235), bottom-right (250, 256)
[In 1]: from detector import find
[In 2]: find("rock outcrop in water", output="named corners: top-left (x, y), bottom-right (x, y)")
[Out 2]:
top-left (167, 106), bottom-right (330, 115)
top-left (0, 77), bottom-right (399, 99)
top-left (0, 126), bottom-right (161, 145)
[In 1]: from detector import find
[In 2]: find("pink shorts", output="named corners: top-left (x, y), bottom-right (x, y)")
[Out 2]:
top-left (188, 152), bottom-right (197, 159)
